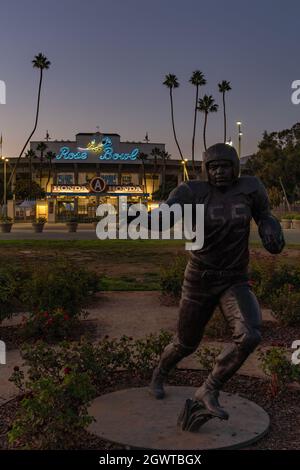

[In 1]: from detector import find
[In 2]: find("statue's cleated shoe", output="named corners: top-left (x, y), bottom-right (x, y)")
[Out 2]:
top-left (149, 367), bottom-right (166, 399)
top-left (194, 385), bottom-right (229, 420)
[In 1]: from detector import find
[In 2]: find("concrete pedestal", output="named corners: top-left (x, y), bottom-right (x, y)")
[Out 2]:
top-left (88, 386), bottom-right (269, 450)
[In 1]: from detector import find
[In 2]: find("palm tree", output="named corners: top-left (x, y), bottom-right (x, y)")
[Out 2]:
top-left (218, 80), bottom-right (232, 143)
top-left (150, 147), bottom-right (161, 194)
top-left (189, 71), bottom-right (206, 173)
top-left (45, 151), bottom-right (56, 193)
top-left (163, 74), bottom-right (184, 161)
top-left (7, 53), bottom-right (51, 190)
top-left (138, 152), bottom-right (148, 194)
top-left (24, 149), bottom-right (36, 196)
top-left (37, 142), bottom-right (48, 187)
top-left (159, 150), bottom-right (170, 198)
top-left (197, 95), bottom-right (219, 151)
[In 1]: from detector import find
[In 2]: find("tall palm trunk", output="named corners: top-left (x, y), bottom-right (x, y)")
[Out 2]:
top-left (142, 162), bottom-right (147, 194)
top-left (7, 69), bottom-right (43, 189)
top-left (203, 113), bottom-right (208, 151)
top-left (46, 158), bottom-right (52, 192)
top-left (222, 92), bottom-right (227, 143)
top-left (39, 152), bottom-right (44, 187)
top-left (191, 85), bottom-right (199, 173)
top-left (170, 89), bottom-right (184, 161)
top-left (152, 155), bottom-right (157, 194)
top-left (29, 155), bottom-right (32, 196)
top-left (162, 154), bottom-right (166, 198)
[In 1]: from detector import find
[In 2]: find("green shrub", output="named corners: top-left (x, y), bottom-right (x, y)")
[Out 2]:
top-left (35, 217), bottom-right (47, 224)
top-left (0, 216), bottom-right (13, 223)
top-left (280, 213), bottom-right (296, 220)
top-left (21, 259), bottom-right (100, 315)
top-left (129, 330), bottom-right (173, 375)
top-left (195, 345), bottom-right (221, 370)
top-left (9, 364), bottom-right (95, 449)
top-left (160, 255), bottom-right (187, 298)
top-left (259, 347), bottom-right (300, 396)
top-left (8, 330), bottom-right (173, 448)
top-left (249, 259), bottom-right (300, 305)
top-left (205, 308), bottom-right (229, 339)
top-left (269, 284), bottom-right (300, 326)
top-left (0, 265), bottom-right (26, 322)
top-left (248, 257), bottom-right (277, 303)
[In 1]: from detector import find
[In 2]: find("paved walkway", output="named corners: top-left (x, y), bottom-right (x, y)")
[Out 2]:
top-left (0, 224), bottom-right (299, 242)
top-left (0, 292), bottom-right (284, 404)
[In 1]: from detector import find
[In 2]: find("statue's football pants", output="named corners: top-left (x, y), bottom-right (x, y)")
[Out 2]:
top-left (156, 259), bottom-right (262, 388)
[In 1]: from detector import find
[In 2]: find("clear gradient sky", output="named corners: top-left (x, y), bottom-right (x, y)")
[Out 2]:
top-left (1, 0), bottom-right (300, 159)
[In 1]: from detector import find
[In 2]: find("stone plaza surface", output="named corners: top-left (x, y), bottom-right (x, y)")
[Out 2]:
top-left (0, 224), bottom-right (299, 242)
top-left (88, 386), bottom-right (270, 450)
top-left (0, 291), bottom-right (284, 404)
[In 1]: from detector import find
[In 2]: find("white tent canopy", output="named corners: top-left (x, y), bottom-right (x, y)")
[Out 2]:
top-left (17, 200), bottom-right (36, 208)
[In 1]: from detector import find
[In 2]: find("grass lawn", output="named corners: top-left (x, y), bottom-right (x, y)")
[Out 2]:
top-left (0, 239), bottom-right (299, 291)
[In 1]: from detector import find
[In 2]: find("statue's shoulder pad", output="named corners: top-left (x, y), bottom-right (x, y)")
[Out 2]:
top-left (185, 180), bottom-right (210, 197)
top-left (237, 175), bottom-right (263, 194)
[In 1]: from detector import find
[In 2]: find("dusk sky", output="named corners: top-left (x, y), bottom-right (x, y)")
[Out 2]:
top-left (1, 0), bottom-right (300, 159)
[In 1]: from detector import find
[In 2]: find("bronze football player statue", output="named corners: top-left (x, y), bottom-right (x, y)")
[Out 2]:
top-left (149, 143), bottom-right (284, 426)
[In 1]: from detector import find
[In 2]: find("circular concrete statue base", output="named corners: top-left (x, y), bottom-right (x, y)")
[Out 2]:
top-left (88, 386), bottom-right (269, 450)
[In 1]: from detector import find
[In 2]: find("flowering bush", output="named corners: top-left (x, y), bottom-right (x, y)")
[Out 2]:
top-left (9, 362), bottom-right (95, 449)
top-left (20, 308), bottom-right (80, 341)
top-left (8, 331), bottom-right (173, 449)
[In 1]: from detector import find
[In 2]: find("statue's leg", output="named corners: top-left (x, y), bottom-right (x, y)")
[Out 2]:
top-left (150, 262), bottom-right (218, 399)
top-left (194, 282), bottom-right (262, 418)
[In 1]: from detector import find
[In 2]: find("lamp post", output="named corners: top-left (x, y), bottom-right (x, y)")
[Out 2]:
top-left (236, 121), bottom-right (242, 158)
top-left (181, 158), bottom-right (189, 181)
top-left (1, 157), bottom-right (9, 216)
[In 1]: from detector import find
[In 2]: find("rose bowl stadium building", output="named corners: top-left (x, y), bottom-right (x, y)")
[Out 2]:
top-left (9, 132), bottom-right (201, 222)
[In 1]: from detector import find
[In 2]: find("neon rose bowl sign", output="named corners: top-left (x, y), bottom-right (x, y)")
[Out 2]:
top-left (55, 137), bottom-right (139, 161)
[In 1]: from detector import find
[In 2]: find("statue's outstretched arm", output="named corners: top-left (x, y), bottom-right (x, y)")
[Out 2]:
top-left (128, 182), bottom-right (194, 231)
top-left (252, 180), bottom-right (285, 254)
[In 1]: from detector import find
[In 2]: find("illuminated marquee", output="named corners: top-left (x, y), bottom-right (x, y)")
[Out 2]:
top-left (56, 148), bottom-right (88, 160)
top-left (52, 185), bottom-right (89, 194)
top-left (56, 136), bottom-right (139, 161)
top-left (50, 183), bottom-right (145, 195)
top-left (107, 185), bottom-right (143, 193)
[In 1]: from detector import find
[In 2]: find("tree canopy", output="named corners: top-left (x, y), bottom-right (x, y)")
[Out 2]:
top-left (244, 123), bottom-right (300, 203)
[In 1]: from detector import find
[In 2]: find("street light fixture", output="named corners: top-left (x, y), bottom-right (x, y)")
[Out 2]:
top-left (236, 121), bottom-right (242, 158)
top-left (1, 156), bottom-right (9, 217)
top-left (181, 158), bottom-right (189, 181)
